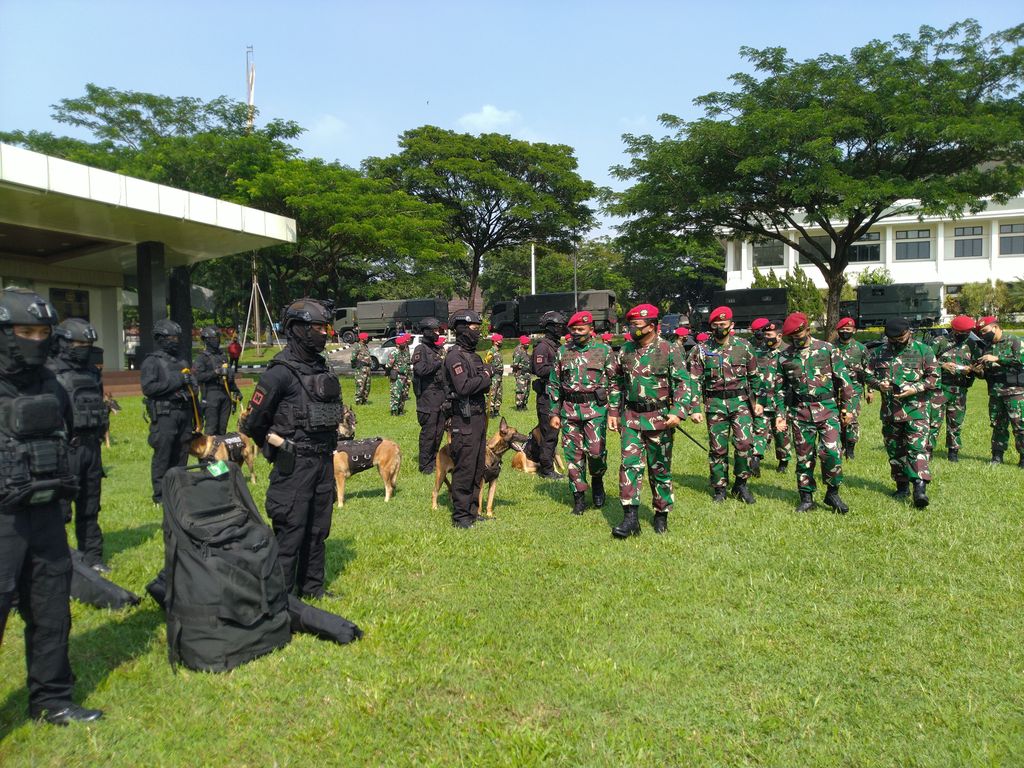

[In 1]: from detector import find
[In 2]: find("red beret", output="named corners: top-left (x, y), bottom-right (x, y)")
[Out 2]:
top-left (600, 332), bottom-right (613, 342)
top-left (709, 306), bottom-right (733, 322)
top-left (435, 336), bottom-right (445, 347)
top-left (625, 303), bottom-right (659, 320)
top-left (696, 332), bottom-right (710, 342)
top-left (357, 332), bottom-right (369, 341)
top-left (782, 312), bottom-right (809, 336)
top-left (567, 310), bottom-right (593, 326)
top-left (836, 317), bottom-right (856, 330)
top-left (490, 333), bottom-right (503, 343)
top-left (519, 335), bottom-right (530, 344)
top-left (750, 318), bottom-right (770, 331)
top-left (674, 327), bottom-right (690, 337)
top-left (950, 315), bottom-right (975, 332)
top-left (979, 315), bottom-right (998, 327)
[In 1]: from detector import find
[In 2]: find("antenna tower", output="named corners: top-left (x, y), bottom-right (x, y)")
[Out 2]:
top-left (246, 45), bottom-right (256, 132)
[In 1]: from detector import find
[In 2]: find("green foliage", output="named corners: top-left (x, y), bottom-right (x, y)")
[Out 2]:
top-left (944, 280), bottom-right (1012, 315)
top-left (366, 126), bottom-right (598, 308)
top-left (611, 20), bottom-right (1024, 332)
top-left (854, 267), bottom-right (895, 286)
top-left (614, 231), bottom-right (725, 311)
top-left (752, 265), bottom-right (825, 321)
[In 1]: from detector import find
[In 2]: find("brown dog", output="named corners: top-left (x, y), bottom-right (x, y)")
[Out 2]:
top-left (510, 423), bottom-right (567, 474)
top-left (432, 417), bottom-right (529, 519)
top-left (103, 392), bottom-right (121, 448)
top-left (334, 405), bottom-right (401, 507)
top-left (189, 432), bottom-right (259, 483)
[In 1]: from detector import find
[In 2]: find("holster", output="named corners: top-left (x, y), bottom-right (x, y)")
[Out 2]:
top-left (275, 440), bottom-right (297, 475)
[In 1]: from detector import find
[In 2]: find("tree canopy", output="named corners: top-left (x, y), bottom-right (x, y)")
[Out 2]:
top-left (610, 19), bottom-right (1024, 331)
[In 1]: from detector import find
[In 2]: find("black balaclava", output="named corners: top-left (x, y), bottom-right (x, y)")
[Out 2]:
top-left (455, 324), bottom-right (480, 350)
top-left (156, 336), bottom-right (180, 357)
top-left (289, 322), bottom-right (327, 361)
top-left (63, 343), bottom-right (93, 368)
top-left (752, 329), bottom-right (765, 345)
top-left (422, 328), bottom-right (438, 345)
top-left (205, 337), bottom-right (221, 353)
top-left (0, 328), bottom-right (52, 374)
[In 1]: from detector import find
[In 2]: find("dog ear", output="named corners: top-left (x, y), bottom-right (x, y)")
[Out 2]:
top-left (500, 416), bottom-right (509, 432)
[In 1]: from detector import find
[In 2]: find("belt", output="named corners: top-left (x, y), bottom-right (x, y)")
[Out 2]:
top-left (626, 399), bottom-right (668, 413)
top-left (561, 390), bottom-right (597, 403)
top-left (153, 399), bottom-right (189, 411)
top-left (294, 442), bottom-right (334, 456)
top-left (795, 394), bottom-right (835, 405)
top-left (707, 388), bottom-right (746, 399)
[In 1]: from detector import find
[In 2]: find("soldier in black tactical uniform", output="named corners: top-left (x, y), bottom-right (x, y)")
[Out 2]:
top-left (240, 298), bottom-right (343, 597)
top-left (47, 318), bottom-right (110, 572)
top-left (443, 310), bottom-right (492, 528)
top-left (531, 311), bottom-right (566, 479)
top-left (141, 319), bottom-right (199, 504)
top-left (413, 317), bottom-right (447, 474)
top-left (0, 289), bottom-right (103, 725)
top-left (193, 326), bottom-right (242, 435)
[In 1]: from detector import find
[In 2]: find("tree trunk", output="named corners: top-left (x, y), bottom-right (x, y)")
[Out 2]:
top-left (824, 270), bottom-right (844, 336)
top-left (467, 271), bottom-right (478, 311)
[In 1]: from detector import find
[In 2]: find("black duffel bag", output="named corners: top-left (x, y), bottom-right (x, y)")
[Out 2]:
top-left (70, 548), bottom-right (141, 610)
top-left (286, 595), bottom-right (362, 645)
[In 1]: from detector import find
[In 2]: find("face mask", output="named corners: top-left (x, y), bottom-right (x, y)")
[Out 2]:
top-left (713, 327), bottom-right (729, 340)
top-left (546, 325), bottom-right (566, 340)
top-left (571, 332), bottom-right (590, 346)
top-left (837, 331), bottom-right (854, 342)
top-left (205, 339), bottom-right (221, 352)
top-left (289, 324), bottom-right (327, 357)
top-left (752, 331), bottom-right (765, 344)
top-left (953, 333), bottom-right (970, 344)
top-left (887, 336), bottom-right (906, 349)
top-left (157, 337), bottom-right (180, 356)
top-left (630, 325), bottom-right (648, 341)
top-left (457, 327), bottom-right (481, 349)
top-left (66, 346), bottom-right (93, 366)
top-left (13, 333), bottom-right (51, 368)
top-left (980, 330), bottom-right (996, 345)
top-left (422, 331), bottom-right (438, 345)
top-left (793, 335), bottom-right (811, 348)
top-left (764, 336), bottom-right (779, 348)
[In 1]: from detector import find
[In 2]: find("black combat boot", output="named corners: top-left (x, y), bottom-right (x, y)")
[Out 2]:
top-left (776, 458), bottom-right (789, 473)
top-left (712, 486), bottom-right (727, 503)
top-left (824, 485), bottom-right (848, 514)
top-left (652, 512), bottom-right (668, 534)
top-left (989, 452), bottom-right (1004, 466)
top-left (571, 491), bottom-right (587, 516)
top-left (591, 474), bottom-right (606, 508)
top-left (612, 505), bottom-right (640, 538)
top-left (731, 481), bottom-right (755, 505)
top-left (844, 442), bottom-right (856, 460)
top-left (795, 491), bottom-right (814, 512)
top-left (750, 456), bottom-right (761, 478)
top-left (892, 480), bottom-right (910, 500)
top-left (912, 480), bottom-right (929, 509)
top-left (539, 467), bottom-right (564, 480)
top-left (947, 449), bottom-right (958, 463)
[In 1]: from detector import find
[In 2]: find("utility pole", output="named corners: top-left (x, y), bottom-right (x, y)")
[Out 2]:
top-left (246, 46), bottom-right (256, 133)
top-left (530, 243), bottom-right (536, 294)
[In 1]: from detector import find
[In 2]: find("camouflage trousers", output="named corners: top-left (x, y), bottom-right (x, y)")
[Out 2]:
top-left (791, 415), bottom-right (844, 493)
top-left (881, 417), bottom-right (931, 482)
top-left (561, 418), bottom-right (608, 493)
top-left (488, 374), bottom-right (503, 417)
top-left (706, 398), bottom-right (753, 489)
top-left (752, 408), bottom-right (792, 461)
top-left (354, 368), bottom-right (371, 404)
top-left (390, 376), bottom-right (408, 415)
top-left (989, 394), bottom-right (1024, 457)
top-left (618, 426), bottom-right (674, 512)
top-left (400, 375), bottom-right (411, 407)
top-left (514, 374), bottom-right (531, 410)
top-left (928, 387), bottom-right (968, 452)
top-left (842, 386), bottom-right (863, 447)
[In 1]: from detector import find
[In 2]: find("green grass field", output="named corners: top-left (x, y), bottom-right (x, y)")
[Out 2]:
top-left (1, 377), bottom-right (1022, 766)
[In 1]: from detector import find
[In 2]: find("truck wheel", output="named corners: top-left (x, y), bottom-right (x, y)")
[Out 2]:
top-left (370, 356), bottom-right (380, 371)
top-left (341, 330), bottom-right (356, 344)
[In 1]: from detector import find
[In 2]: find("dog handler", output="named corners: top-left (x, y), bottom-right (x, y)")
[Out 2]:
top-left (413, 317), bottom-right (447, 474)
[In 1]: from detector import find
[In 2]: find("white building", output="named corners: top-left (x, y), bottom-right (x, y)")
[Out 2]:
top-left (724, 195), bottom-right (1024, 312)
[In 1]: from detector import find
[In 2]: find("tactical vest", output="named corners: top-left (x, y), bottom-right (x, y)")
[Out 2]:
top-left (335, 438), bottom-right (382, 475)
top-left (0, 386), bottom-right (77, 512)
top-left (56, 369), bottom-right (108, 433)
top-left (267, 359), bottom-right (343, 437)
top-left (197, 349), bottom-right (232, 398)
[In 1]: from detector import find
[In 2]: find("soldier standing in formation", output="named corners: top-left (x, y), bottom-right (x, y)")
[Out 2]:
top-left (141, 319), bottom-right (199, 504)
top-left (442, 310), bottom-right (492, 528)
top-left (511, 335), bottom-right (531, 410)
top-left (412, 317), bottom-right (447, 474)
top-left (929, 315), bottom-right (977, 462)
top-left (608, 304), bottom-right (698, 536)
top-left (389, 334), bottom-right (411, 416)
top-left (240, 298), bottom-right (342, 598)
top-left (47, 318), bottom-right (110, 572)
top-left (773, 312), bottom-right (854, 513)
top-left (749, 318), bottom-right (791, 473)
top-left (351, 332), bottom-right (372, 404)
top-left (531, 312), bottom-right (567, 479)
top-left (485, 333), bottom-right (504, 417)
top-left (547, 311), bottom-right (616, 515)
top-left (687, 306), bottom-right (763, 503)
top-left (832, 317), bottom-right (871, 460)
top-left (193, 326), bottom-right (242, 435)
top-left (0, 289), bottom-right (102, 725)
top-left (865, 317), bottom-right (938, 508)
top-left (973, 316), bottom-right (1024, 467)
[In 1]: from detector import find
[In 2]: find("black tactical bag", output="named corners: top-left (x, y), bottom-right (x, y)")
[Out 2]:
top-left (161, 463), bottom-right (291, 672)
top-left (70, 548), bottom-right (141, 610)
top-left (286, 595), bottom-right (362, 645)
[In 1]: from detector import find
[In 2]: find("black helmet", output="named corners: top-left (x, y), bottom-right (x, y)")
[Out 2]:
top-left (420, 316), bottom-right (441, 332)
top-left (153, 318), bottom-right (182, 338)
top-left (540, 311), bottom-right (567, 328)
top-left (449, 310), bottom-right (482, 327)
top-left (200, 326), bottom-right (220, 342)
top-left (54, 318), bottom-right (98, 344)
top-left (282, 298), bottom-right (332, 328)
top-left (0, 288), bottom-right (59, 373)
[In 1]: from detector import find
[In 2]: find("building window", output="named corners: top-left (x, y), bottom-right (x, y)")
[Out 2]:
top-left (797, 235), bottom-right (832, 265)
top-left (752, 241), bottom-right (784, 268)
top-left (1000, 223), bottom-right (1024, 256)
top-left (848, 232), bottom-right (881, 263)
top-left (895, 229), bottom-right (931, 261)
top-left (952, 225), bottom-right (984, 258)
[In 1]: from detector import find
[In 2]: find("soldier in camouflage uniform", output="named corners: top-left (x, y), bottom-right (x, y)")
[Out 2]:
top-left (773, 313), bottom-right (855, 513)
top-left (485, 333), bottom-right (504, 417)
top-left (351, 332), bottom-right (372, 405)
top-left (833, 317), bottom-right (872, 459)
top-left (688, 306), bottom-right (763, 503)
top-left (389, 334), bottom-right (412, 416)
top-left (973, 316), bottom-right (1024, 467)
top-left (865, 317), bottom-right (938, 508)
top-left (547, 311), bottom-right (617, 515)
top-left (512, 335), bottom-right (531, 410)
top-left (929, 316), bottom-right (977, 461)
top-left (608, 304), bottom-right (698, 536)
top-left (749, 318), bottom-right (792, 474)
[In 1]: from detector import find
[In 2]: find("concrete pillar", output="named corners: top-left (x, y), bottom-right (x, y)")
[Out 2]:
top-left (169, 266), bottom-right (193, 365)
top-left (137, 241), bottom-right (166, 359)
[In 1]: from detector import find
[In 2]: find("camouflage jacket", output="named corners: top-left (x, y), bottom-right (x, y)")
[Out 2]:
top-left (931, 335), bottom-right (976, 392)
top-left (865, 339), bottom-right (938, 422)
top-left (687, 336), bottom-right (762, 406)
top-left (511, 344), bottom-right (531, 376)
top-left (979, 333), bottom-right (1024, 399)
top-left (609, 337), bottom-right (696, 430)
top-left (834, 338), bottom-right (869, 391)
top-left (350, 343), bottom-right (372, 369)
top-left (393, 346), bottom-right (411, 378)
top-left (752, 342), bottom-right (784, 408)
top-left (772, 339), bottom-right (855, 424)
top-left (484, 343), bottom-right (503, 377)
top-left (547, 338), bottom-right (616, 421)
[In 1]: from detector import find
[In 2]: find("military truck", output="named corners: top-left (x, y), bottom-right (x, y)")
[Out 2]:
top-left (707, 288), bottom-right (789, 329)
top-left (332, 298), bottom-right (449, 343)
top-left (488, 290), bottom-right (617, 336)
top-left (852, 283), bottom-right (943, 327)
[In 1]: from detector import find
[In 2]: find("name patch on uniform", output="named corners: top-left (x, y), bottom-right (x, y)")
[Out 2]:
top-left (453, 363), bottom-right (464, 376)
top-left (535, 355), bottom-right (544, 364)
top-left (251, 388), bottom-right (265, 406)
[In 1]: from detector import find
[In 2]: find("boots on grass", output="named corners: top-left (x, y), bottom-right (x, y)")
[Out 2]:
top-left (612, 505), bottom-right (640, 538)
top-left (823, 485), bottom-right (848, 514)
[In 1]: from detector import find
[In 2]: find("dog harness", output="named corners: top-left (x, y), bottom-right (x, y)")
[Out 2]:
top-left (335, 438), bottom-right (383, 475)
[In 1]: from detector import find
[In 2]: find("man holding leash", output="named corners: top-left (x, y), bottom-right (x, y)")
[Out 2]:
top-left (531, 312), bottom-right (567, 479)
top-left (413, 317), bottom-right (447, 474)
top-left (193, 326), bottom-right (242, 435)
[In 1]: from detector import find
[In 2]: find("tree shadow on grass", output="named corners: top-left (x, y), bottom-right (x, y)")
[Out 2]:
top-left (103, 521), bottom-right (161, 559)
top-left (0, 605), bottom-right (163, 739)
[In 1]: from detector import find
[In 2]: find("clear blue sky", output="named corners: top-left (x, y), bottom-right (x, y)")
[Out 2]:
top-left (1, 1), bottom-right (1019, 221)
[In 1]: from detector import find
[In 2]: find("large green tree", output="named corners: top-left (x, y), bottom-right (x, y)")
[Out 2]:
top-left (366, 126), bottom-right (598, 309)
top-left (614, 230), bottom-right (725, 313)
top-left (611, 20), bottom-right (1024, 331)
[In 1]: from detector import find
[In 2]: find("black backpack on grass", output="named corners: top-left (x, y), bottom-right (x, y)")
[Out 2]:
top-left (161, 462), bottom-right (290, 672)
